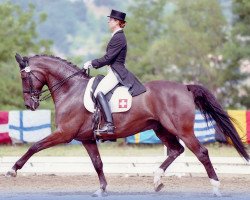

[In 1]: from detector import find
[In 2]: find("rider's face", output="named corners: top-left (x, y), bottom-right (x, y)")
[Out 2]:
top-left (108, 17), bottom-right (118, 32)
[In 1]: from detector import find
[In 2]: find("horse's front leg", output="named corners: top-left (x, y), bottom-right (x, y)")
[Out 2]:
top-left (6, 130), bottom-right (70, 177)
top-left (82, 140), bottom-right (108, 197)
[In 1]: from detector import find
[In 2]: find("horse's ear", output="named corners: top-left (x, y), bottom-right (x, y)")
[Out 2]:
top-left (15, 53), bottom-right (26, 69)
top-left (15, 53), bottom-right (23, 63)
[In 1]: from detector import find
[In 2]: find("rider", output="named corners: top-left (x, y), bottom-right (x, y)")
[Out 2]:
top-left (83, 9), bottom-right (146, 135)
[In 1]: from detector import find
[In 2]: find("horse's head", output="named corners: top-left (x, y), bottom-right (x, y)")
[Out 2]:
top-left (15, 53), bottom-right (45, 111)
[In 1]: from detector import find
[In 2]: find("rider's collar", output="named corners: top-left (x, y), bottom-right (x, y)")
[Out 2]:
top-left (112, 28), bottom-right (122, 37)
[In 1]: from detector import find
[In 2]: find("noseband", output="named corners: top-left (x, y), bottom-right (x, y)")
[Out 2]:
top-left (20, 66), bottom-right (88, 102)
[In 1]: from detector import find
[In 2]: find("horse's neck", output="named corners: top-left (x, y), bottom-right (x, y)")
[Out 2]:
top-left (47, 65), bottom-right (78, 86)
top-left (40, 60), bottom-right (88, 104)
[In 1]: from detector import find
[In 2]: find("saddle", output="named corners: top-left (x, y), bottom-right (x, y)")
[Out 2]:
top-left (83, 75), bottom-right (133, 136)
top-left (83, 75), bottom-right (132, 113)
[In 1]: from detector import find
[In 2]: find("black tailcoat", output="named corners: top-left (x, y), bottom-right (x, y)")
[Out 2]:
top-left (91, 30), bottom-right (146, 97)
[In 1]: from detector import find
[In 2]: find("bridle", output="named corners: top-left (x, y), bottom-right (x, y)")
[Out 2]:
top-left (21, 66), bottom-right (43, 103)
top-left (20, 64), bottom-right (88, 103)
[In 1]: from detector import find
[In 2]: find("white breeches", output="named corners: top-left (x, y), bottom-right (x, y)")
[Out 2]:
top-left (94, 67), bottom-right (119, 97)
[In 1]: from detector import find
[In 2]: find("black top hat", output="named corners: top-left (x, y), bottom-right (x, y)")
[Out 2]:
top-left (107, 9), bottom-right (126, 22)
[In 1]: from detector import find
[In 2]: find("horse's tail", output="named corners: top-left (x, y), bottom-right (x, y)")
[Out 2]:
top-left (187, 84), bottom-right (249, 161)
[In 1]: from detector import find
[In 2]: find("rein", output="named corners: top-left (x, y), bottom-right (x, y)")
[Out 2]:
top-left (21, 66), bottom-right (89, 102)
top-left (39, 70), bottom-right (85, 101)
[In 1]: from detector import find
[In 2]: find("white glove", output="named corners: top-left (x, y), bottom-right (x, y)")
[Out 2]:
top-left (83, 61), bottom-right (93, 70)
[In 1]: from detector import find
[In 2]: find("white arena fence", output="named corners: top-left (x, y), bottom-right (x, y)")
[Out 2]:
top-left (0, 156), bottom-right (249, 175)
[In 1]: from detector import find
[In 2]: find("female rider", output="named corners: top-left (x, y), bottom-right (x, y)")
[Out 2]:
top-left (83, 9), bottom-right (146, 135)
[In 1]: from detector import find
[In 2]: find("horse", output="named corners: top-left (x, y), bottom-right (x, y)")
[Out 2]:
top-left (8, 53), bottom-right (249, 197)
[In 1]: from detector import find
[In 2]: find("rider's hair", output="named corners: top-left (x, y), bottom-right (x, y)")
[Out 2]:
top-left (118, 20), bottom-right (126, 28)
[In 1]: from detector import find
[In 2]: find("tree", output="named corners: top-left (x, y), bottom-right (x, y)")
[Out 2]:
top-left (7, 0), bottom-right (87, 55)
top-left (0, 1), bottom-right (52, 109)
top-left (222, 0), bottom-right (250, 108)
top-left (0, 1), bottom-right (51, 64)
top-left (148, 1), bottom-right (227, 88)
top-left (125, 0), bottom-right (167, 80)
top-left (126, 0), bottom-right (249, 108)
top-left (126, 0), bottom-right (227, 83)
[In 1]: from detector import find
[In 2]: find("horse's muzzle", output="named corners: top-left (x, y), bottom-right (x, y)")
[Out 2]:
top-left (25, 99), bottom-right (39, 111)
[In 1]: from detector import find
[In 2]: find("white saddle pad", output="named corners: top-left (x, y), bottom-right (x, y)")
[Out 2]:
top-left (83, 77), bottom-right (132, 113)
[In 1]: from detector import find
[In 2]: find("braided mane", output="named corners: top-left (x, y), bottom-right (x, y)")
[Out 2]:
top-left (28, 54), bottom-right (90, 78)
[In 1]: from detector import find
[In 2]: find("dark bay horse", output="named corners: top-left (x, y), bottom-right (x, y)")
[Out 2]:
top-left (8, 54), bottom-right (249, 197)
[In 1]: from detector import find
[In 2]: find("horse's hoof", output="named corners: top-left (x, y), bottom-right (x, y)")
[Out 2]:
top-left (210, 179), bottom-right (221, 197)
top-left (154, 183), bottom-right (164, 192)
top-left (6, 169), bottom-right (17, 177)
top-left (91, 189), bottom-right (108, 197)
top-left (213, 189), bottom-right (222, 197)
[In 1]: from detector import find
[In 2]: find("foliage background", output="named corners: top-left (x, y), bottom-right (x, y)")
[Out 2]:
top-left (0, 0), bottom-right (249, 111)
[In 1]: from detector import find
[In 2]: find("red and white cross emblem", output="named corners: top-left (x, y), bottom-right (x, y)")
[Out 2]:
top-left (118, 99), bottom-right (128, 108)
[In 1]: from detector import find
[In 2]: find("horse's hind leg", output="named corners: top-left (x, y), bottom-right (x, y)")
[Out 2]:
top-left (82, 140), bottom-right (108, 197)
top-left (154, 126), bottom-right (184, 192)
top-left (180, 134), bottom-right (221, 196)
top-left (6, 130), bottom-right (71, 177)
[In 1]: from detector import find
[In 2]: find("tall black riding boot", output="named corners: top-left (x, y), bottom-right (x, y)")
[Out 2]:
top-left (95, 92), bottom-right (114, 134)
